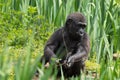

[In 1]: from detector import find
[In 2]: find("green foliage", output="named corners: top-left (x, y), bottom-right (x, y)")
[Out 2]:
top-left (0, 9), bottom-right (54, 47)
top-left (85, 60), bottom-right (100, 73)
top-left (0, 6), bottom-right (54, 80)
top-left (0, 0), bottom-right (120, 80)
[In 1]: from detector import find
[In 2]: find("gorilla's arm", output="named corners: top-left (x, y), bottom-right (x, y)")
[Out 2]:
top-left (67, 34), bottom-right (90, 67)
top-left (67, 46), bottom-right (87, 63)
top-left (43, 29), bottom-right (62, 63)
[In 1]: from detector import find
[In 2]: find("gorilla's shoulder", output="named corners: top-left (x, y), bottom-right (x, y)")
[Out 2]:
top-left (56, 27), bottom-right (64, 31)
top-left (50, 27), bottom-right (64, 39)
top-left (54, 27), bottom-right (64, 35)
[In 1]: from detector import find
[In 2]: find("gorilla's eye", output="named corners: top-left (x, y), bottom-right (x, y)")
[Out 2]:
top-left (76, 24), bottom-right (86, 29)
top-left (81, 25), bottom-right (86, 29)
top-left (77, 22), bottom-right (86, 27)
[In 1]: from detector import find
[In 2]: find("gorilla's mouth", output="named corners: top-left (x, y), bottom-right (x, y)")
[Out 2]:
top-left (76, 32), bottom-right (84, 36)
top-left (80, 32), bottom-right (84, 36)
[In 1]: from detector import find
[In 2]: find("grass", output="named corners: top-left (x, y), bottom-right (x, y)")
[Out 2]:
top-left (0, 0), bottom-right (120, 80)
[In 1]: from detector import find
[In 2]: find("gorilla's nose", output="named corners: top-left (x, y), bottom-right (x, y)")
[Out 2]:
top-left (79, 31), bottom-right (84, 36)
top-left (79, 29), bottom-right (84, 36)
top-left (76, 31), bottom-right (84, 36)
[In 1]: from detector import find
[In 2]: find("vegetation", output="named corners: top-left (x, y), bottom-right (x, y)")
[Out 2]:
top-left (0, 0), bottom-right (120, 80)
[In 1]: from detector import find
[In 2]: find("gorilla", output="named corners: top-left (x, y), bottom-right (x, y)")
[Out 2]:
top-left (41, 12), bottom-right (90, 77)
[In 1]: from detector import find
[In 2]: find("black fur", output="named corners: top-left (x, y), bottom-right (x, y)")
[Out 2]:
top-left (41, 12), bottom-right (90, 77)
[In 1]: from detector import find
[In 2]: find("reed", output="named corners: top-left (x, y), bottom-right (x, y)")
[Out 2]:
top-left (0, 0), bottom-right (120, 80)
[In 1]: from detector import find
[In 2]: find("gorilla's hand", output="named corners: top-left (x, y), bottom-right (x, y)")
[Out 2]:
top-left (65, 56), bottom-right (75, 68)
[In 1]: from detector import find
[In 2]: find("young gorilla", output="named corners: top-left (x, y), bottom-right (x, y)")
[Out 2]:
top-left (42, 12), bottom-right (90, 77)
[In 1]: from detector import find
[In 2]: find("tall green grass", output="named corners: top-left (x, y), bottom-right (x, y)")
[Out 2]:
top-left (0, 0), bottom-right (120, 80)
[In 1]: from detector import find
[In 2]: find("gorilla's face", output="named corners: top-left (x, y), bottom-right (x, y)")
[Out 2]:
top-left (73, 21), bottom-right (86, 37)
top-left (66, 19), bottom-right (86, 38)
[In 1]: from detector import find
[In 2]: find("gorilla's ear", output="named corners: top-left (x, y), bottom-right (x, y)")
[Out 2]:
top-left (66, 19), bottom-right (73, 26)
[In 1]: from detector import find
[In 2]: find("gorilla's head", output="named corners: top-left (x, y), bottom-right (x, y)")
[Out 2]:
top-left (65, 12), bottom-right (87, 39)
